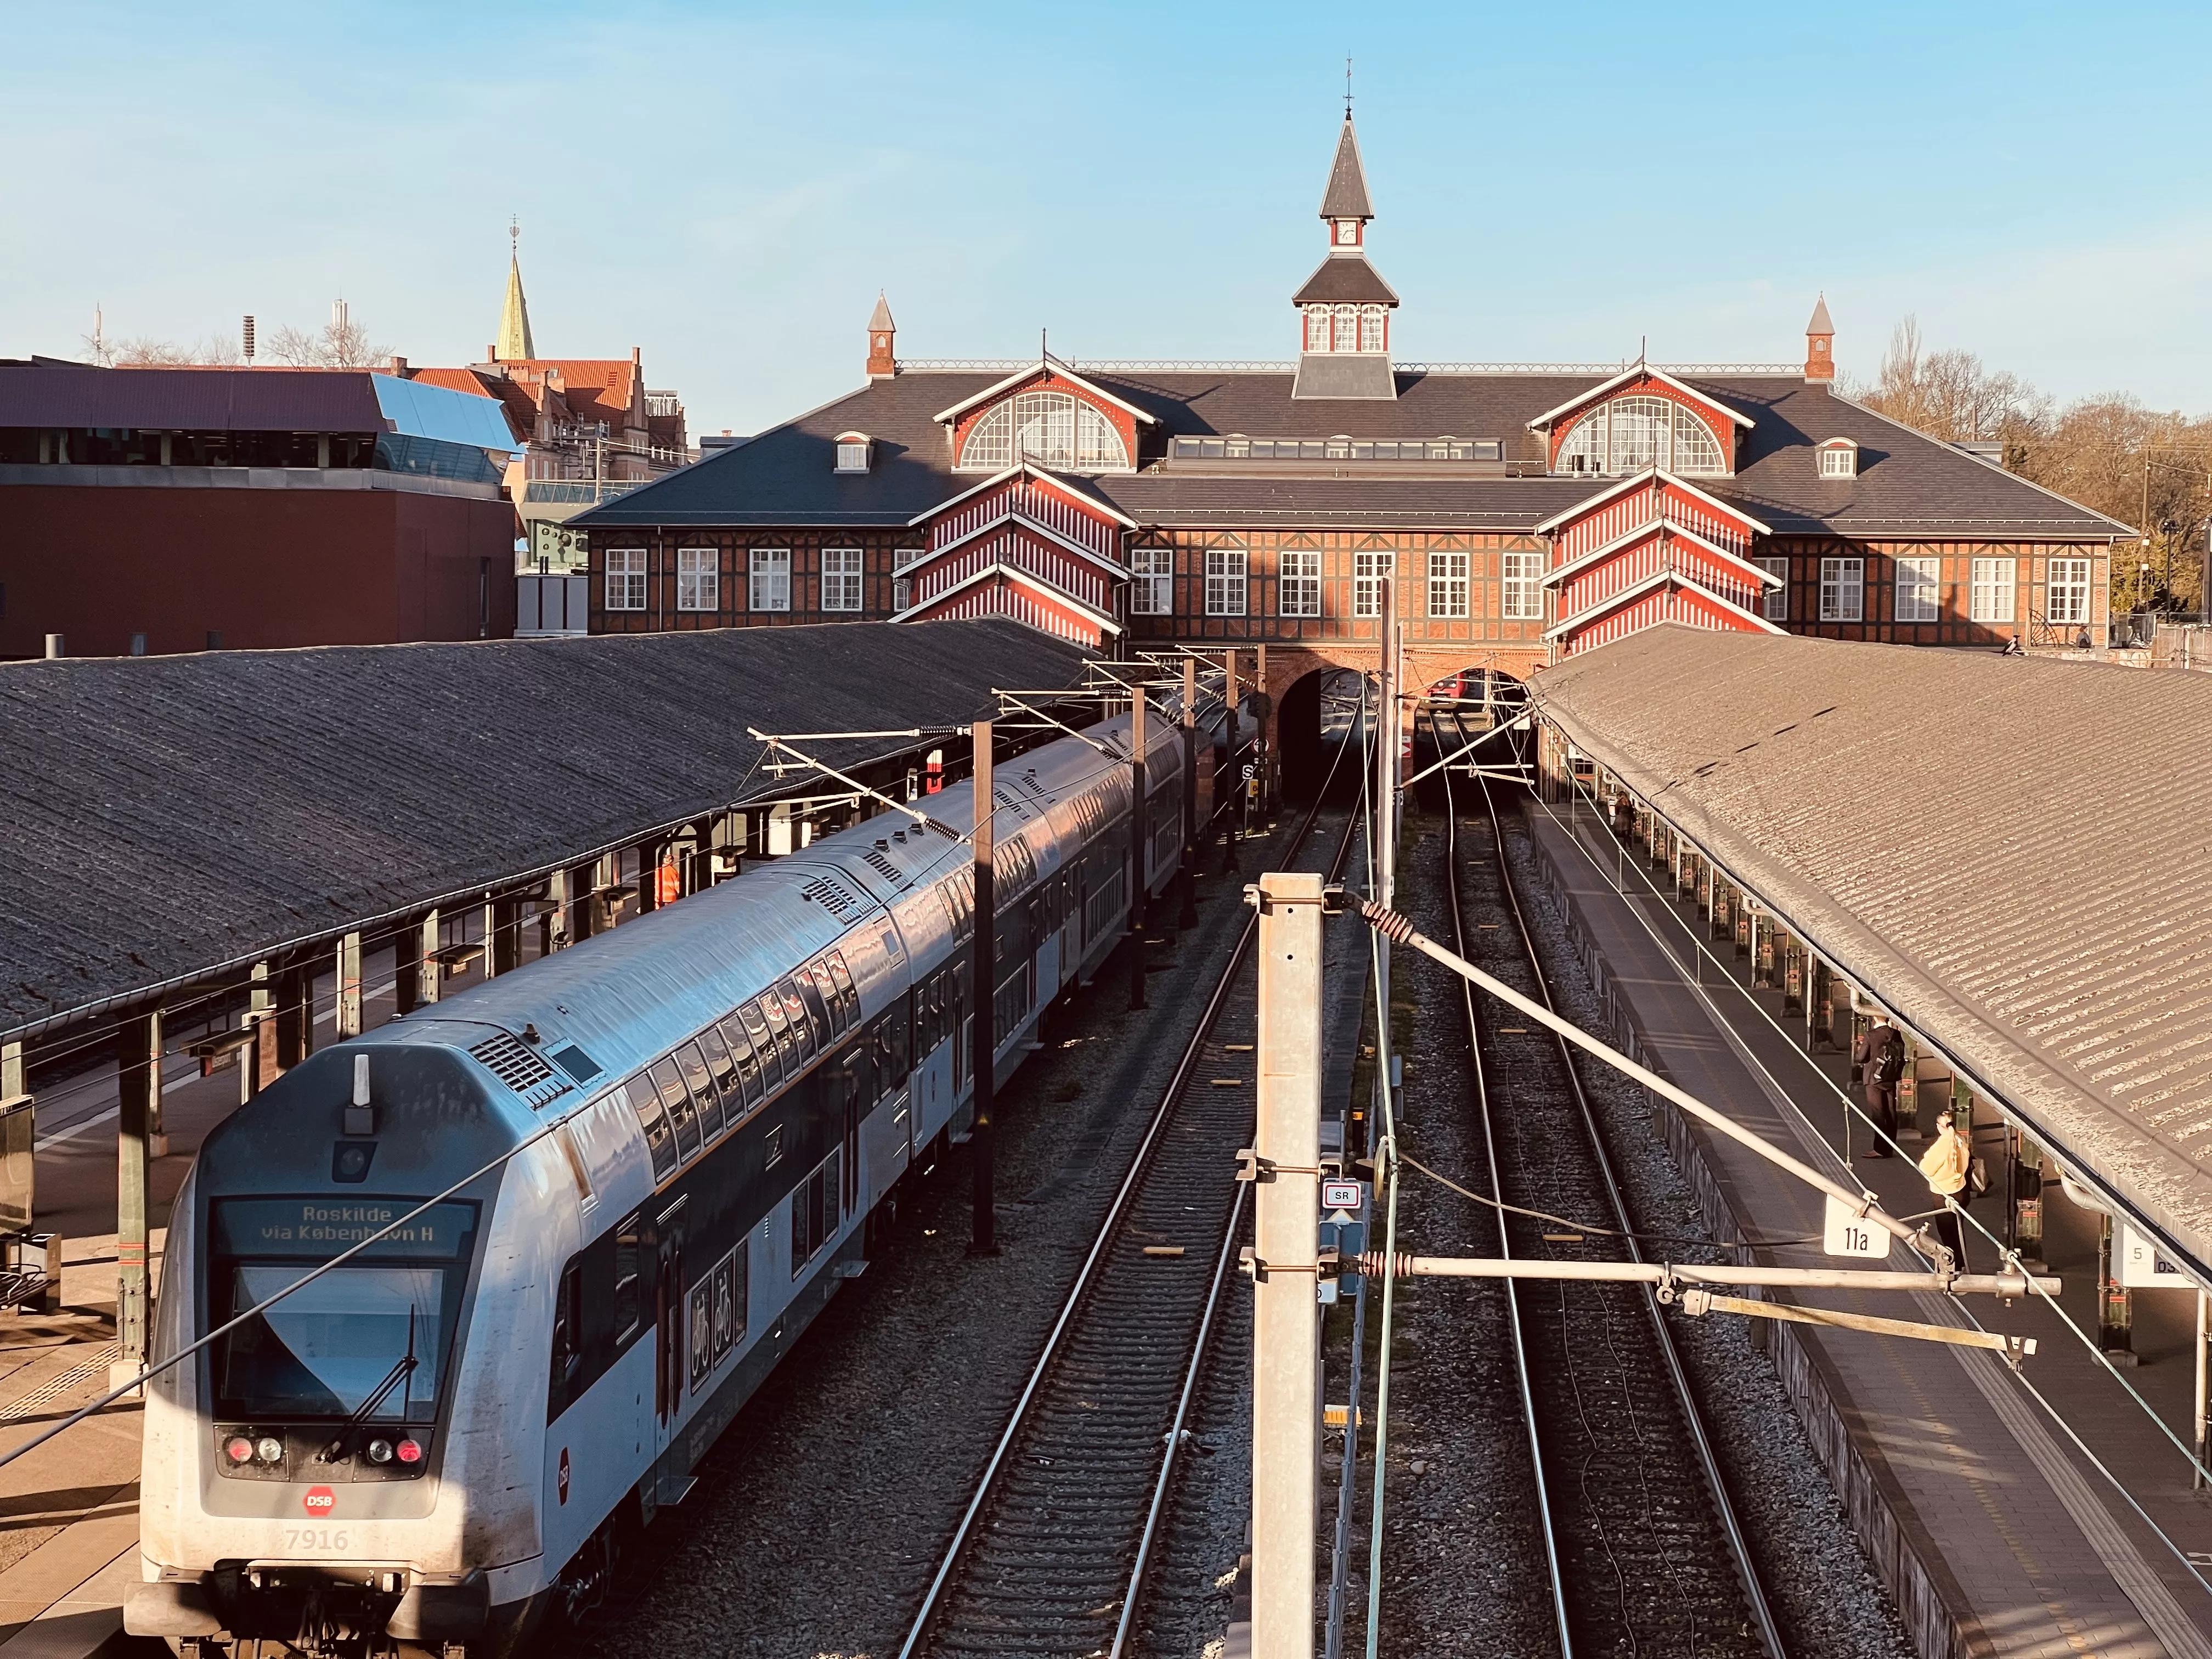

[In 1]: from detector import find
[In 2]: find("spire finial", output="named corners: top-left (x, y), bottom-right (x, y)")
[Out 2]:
top-left (1345, 57), bottom-right (1353, 120)
top-left (510, 214), bottom-right (520, 253)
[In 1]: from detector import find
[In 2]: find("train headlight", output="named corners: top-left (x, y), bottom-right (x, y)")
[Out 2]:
top-left (366, 1438), bottom-right (394, 1465)
top-left (396, 1437), bottom-right (423, 1465)
top-left (255, 1436), bottom-right (284, 1465)
top-left (224, 1436), bottom-right (255, 1465)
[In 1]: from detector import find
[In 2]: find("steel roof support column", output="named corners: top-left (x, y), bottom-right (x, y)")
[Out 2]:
top-left (1129, 692), bottom-right (1148, 1012)
top-left (113, 1008), bottom-right (158, 1392)
top-left (0, 1043), bottom-right (32, 1234)
top-left (1249, 871), bottom-right (1324, 1659)
top-left (242, 962), bottom-right (273, 1102)
top-left (335, 932), bottom-right (364, 1037)
top-left (1179, 658), bottom-right (1199, 930)
top-left (968, 719), bottom-right (998, 1258)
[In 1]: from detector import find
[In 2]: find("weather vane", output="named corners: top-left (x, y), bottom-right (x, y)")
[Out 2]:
top-left (1345, 57), bottom-right (1353, 119)
top-left (510, 215), bottom-right (520, 251)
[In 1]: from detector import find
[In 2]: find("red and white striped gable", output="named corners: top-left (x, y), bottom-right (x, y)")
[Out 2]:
top-left (892, 462), bottom-right (1131, 647)
top-left (1537, 470), bottom-right (1781, 658)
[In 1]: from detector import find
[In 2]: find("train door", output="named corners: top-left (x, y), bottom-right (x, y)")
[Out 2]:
top-left (650, 1197), bottom-right (690, 1505)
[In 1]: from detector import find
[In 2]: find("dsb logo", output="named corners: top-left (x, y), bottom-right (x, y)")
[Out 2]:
top-left (303, 1486), bottom-right (337, 1516)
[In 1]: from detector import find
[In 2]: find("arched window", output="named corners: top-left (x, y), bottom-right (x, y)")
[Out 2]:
top-left (1358, 306), bottom-right (1385, 352)
top-left (1305, 306), bottom-right (1334, 352)
top-left (958, 390), bottom-right (1130, 471)
top-left (1553, 395), bottom-right (1726, 476)
top-left (1333, 306), bottom-right (1358, 353)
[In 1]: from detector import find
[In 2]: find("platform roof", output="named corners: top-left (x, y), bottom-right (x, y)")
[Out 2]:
top-left (1533, 626), bottom-right (2212, 1266)
top-left (0, 619), bottom-right (1085, 1043)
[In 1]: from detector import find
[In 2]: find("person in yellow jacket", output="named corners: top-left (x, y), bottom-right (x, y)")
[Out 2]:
top-left (1919, 1109), bottom-right (1973, 1267)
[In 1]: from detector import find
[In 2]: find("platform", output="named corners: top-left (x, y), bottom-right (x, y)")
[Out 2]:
top-left (1526, 799), bottom-right (2212, 1659)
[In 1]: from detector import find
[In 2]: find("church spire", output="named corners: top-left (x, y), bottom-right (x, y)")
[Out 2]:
top-left (496, 218), bottom-right (534, 362)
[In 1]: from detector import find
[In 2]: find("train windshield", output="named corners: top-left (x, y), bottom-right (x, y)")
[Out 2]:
top-left (207, 1198), bottom-right (479, 1423)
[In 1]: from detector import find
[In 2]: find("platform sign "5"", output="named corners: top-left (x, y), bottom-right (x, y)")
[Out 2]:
top-left (1822, 1194), bottom-right (1888, 1259)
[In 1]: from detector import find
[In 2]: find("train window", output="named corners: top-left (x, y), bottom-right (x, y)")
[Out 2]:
top-left (698, 1023), bottom-right (740, 1106)
top-left (791, 1149), bottom-right (842, 1277)
top-left (759, 991), bottom-right (798, 1073)
top-left (719, 1013), bottom-right (765, 1110)
top-left (881, 1006), bottom-right (910, 1081)
top-left (677, 1041), bottom-right (723, 1143)
top-left (550, 1257), bottom-right (584, 1404)
top-left (792, 974), bottom-right (831, 1050)
top-left (628, 1078), bottom-right (678, 1181)
top-left (826, 952), bottom-right (859, 1028)
top-left (650, 1057), bottom-right (701, 1163)
top-left (765, 1122), bottom-right (785, 1169)
top-left (815, 962), bottom-right (850, 1035)
top-left (613, 1215), bottom-right (643, 1343)
top-left (737, 1001), bottom-right (781, 1092)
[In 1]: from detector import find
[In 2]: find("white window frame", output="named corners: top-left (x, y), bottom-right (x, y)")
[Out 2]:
top-left (1353, 549), bottom-right (1394, 618)
top-left (1128, 547), bottom-right (1174, 616)
top-left (1819, 444), bottom-right (1857, 479)
top-left (606, 548), bottom-right (647, 612)
top-left (891, 547), bottom-right (924, 613)
top-left (1279, 549), bottom-right (1321, 618)
top-left (749, 548), bottom-right (792, 613)
top-left (1427, 550), bottom-right (1469, 619)
top-left (2046, 556), bottom-right (2091, 627)
top-left (1204, 546), bottom-right (1248, 618)
top-left (1970, 556), bottom-right (2017, 623)
top-left (676, 547), bottom-right (719, 613)
top-left (821, 547), bottom-right (863, 613)
top-left (1502, 550), bottom-right (1544, 620)
top-left (955, 391), bottom-right (1130, 472)
top-left (1358, 306), bottom-right (1386, 353)
top-left (834, 439), bottom-right (870, 473)
top-left (1819, 556), bottom-right (1864, 622)
top-left (1894, 555), bottom-right (1940, 623)
top-left (1756, 555), bottom-right (1789, 622)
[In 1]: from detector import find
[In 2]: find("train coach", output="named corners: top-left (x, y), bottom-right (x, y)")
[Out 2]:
top-left (126, 701), bottom-right (1243, 1657)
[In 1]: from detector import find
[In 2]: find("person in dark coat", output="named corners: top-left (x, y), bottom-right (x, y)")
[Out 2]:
top-left (1854, 1016), bottom-right (1907, 1158)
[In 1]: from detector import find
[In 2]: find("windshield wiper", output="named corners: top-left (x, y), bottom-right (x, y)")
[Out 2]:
top-left (318, 1306), bottom-right (419, 1463)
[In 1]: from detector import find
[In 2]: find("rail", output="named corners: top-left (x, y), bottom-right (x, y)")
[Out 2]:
top-left (1436, 710), bottom-right (1785, 1658)
top-left (899, 747), bottom-right (1360, 1658)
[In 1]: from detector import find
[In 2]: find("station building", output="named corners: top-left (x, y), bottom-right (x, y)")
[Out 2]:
top-left (575, 112), bottom-right (2134, 735)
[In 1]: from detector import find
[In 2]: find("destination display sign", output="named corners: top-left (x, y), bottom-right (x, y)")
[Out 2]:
top-left (212, 1199), bottom-right (477, 1259)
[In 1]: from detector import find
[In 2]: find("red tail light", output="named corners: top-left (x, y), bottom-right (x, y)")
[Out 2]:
top-left (396, 1437), bottom-right (423, 1465)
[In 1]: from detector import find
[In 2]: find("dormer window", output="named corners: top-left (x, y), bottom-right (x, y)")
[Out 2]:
top-left (1302, 303), bottom-right (1389, 355)
top-left (1555, 396), bottom-right (1726, 477)
top-left (834, 432), bottom-right (871, 473)
top-left (1816, 438), bottom-right (1858, 479)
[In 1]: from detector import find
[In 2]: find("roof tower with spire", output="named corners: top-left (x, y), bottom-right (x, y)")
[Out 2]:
top-left (1291, 109), bottom-right (1397, 400)
top-left (496, 219), bottom-right (534, 363)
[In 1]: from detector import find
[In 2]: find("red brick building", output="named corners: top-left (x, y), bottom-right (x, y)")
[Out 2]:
top-left (0, 365), bottom-right (521, 657)
top-left (577, 113), bottom-right (2131, 721)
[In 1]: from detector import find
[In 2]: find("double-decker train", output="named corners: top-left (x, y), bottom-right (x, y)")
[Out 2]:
top-left (128, 702), bottom-right (1237, 1656)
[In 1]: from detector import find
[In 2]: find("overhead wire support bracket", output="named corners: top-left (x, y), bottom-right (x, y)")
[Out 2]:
top-left (990, 689), bottom-right (1117, 754)
top-left (744, 727), bottom-right (962, 839)
top-left (1356, 899), bottom-right (1945, 1265)
top-left (1400, 710), bottom-right (1534, 789)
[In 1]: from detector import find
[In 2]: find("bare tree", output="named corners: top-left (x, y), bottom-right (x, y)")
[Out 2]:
top-left (266, 309), bottom-right (390, 368)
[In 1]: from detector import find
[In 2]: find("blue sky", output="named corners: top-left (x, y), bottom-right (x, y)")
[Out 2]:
top-left (4, 2), bottom-right (2208, 436)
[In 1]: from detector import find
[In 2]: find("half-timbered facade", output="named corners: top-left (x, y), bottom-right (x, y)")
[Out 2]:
top-left (578, 111), bottom-right (2131, 708)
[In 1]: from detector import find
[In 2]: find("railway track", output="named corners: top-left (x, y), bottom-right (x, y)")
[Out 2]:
top-left (899, 780), bottom-right (1362, 1659)
top-left (1434, 708), bottom-right (1784, 1659)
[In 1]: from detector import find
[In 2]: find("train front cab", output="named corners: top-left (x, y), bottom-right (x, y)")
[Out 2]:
top-left (132, 1040), bottom-right (558, 1656)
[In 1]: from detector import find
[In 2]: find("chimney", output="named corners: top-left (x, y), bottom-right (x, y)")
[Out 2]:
top-left (867, 292), bottom-right (897, 381)
top-left (388, 356), bottom-right (409, 376)
top-left (1804, 294), bottom-right (1836, 383)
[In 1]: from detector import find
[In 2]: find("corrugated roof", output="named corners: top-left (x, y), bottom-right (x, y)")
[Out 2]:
top-left (575, 367), bottom-right (2131, 540)
top-left (1533, 625), bottom-right (2212, 1264)
top-left (0, 619), bottom-right (1085, 1041)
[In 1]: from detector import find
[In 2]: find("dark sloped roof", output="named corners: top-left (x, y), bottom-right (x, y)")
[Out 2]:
top-left (0, 364), bottom-right (387, 432)
top-left (0, 619), bottom-right (1084, 1041)
top-left (1534, 626), bottom-right (2212, 1265)
top-left (577, 368), bottom-right (2131, 540)
top-left (1319, 117), bottom-right (1373, 219)
top-left (1291, 256), bottom-right (1401, 307)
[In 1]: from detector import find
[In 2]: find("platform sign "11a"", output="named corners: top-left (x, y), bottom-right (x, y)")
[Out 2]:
top-left (1823, 1194), bottom-right (1888, 1259)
